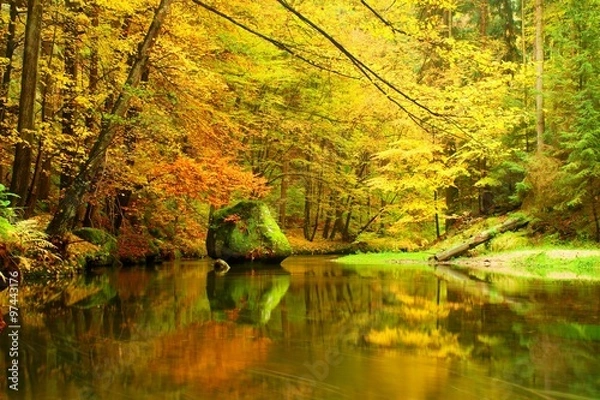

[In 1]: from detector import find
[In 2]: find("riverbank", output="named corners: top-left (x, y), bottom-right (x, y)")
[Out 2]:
top-left (335, 249), bottom-right (600, 281)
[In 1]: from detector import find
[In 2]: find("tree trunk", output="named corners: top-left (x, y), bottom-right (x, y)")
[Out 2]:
top-left (113, 189), bottom-right (132, 234)
top-left (36, 37), bottom-right (57, 204)
top-left (500, 0), bottom-right (519, 62)
top-left (86, 3), bottom-right (99, 130)
top-left (25, 35), bottom-right (56, 216)
top-left (432, 218), bottom-right (529, 262)
top-left (302, 166), bottom-right (312, 240)
top-left (0, 1), bottom-right (17, 128)
top-left (60, 0), bottom-right (83, 190)
top-left (342, 208), bottom-right (352, 241)
top-left (479, 0), bottom-right (488, 38)
top-left (434, 191), bottom-right (440, 238)
top-left (534, 0), bottom-right (545, 152)
top-left (80, 3), bottom-right (100, 227)
top-left (309, 179), bottom-right (323, 242)
top-left (279, 158), bottom-right (288, 228)
top-left (329, 196), bottom-right (350, 240)
top-left (46, 0), bottom-right (173, 236)
top-left (10, 0), bottom-right (43, 207)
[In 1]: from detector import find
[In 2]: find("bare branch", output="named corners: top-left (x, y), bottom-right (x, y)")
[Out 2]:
top-left (275, 0), bottom-right (444, 118)
top-left (190, 0), bottom-right (358, 79)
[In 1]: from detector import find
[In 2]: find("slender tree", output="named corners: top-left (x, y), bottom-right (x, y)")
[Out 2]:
top-left (10, 0), bottom-right (43, 207)
top-left (46, 0), bottom-right (173, 235)
top-left (534, 0), bottom-right (544, 152)
top-left (0, 0), bottom-right (18, 184)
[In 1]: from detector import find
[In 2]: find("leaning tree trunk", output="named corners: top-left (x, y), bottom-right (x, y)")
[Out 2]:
top-left (46, 0), bottom-right (173, 236)
top-left (432, 218), bottom-right (529, 262)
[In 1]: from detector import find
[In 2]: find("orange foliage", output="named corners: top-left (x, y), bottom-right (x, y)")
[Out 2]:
top-left (116, 224), bottom-right (155, 262)
top-left (151, 156), bottom-right (269, 207)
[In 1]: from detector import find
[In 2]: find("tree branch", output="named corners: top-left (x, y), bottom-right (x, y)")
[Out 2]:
top-left (275, 0), bottom-right (443, 118)
top-left (190, 0), bottom-right (358, 79)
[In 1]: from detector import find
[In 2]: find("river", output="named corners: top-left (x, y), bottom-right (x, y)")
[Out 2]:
top-left (1, 255), bottom-right (599, 399)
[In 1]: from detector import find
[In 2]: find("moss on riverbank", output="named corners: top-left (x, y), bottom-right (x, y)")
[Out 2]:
top-left (452, 249), bottom-right (600, 280)
top-left (334, 251), bottom-right (430, 265)
top-left (334, 248), bottom-right (600, 281)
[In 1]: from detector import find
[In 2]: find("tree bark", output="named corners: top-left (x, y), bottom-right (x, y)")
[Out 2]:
top-left (479, 0), bottom-right (488, 38)
top-left (47, 0), bottom-right (173, 235)
top-left (10, 0), bottom-right (43, 207)
top-left (25, 23), bottom-right (58, 216)
top-left (432, 218), bottom-right (529, 262)
top-left (60, 0), bottom-right (80, 190)
top-left (500, 0), bottom-right (519, 62)
top-left (279, 158), bottom-right (288, 228)
top-left (35, 37), bottom-right (58, 205)
top-left (0, 0), bottom-right (18, 127)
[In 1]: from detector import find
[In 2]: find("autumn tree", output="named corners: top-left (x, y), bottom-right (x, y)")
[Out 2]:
top-left (10, 0), bottom-right (43, 207)
top-left (46, 0), bottom-right (173, 235)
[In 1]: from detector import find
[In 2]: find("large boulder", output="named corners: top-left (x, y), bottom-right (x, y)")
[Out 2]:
top-left (72, 227), bottom-right (118, 267)
top-left (206, 201), bottom-right (292, 264)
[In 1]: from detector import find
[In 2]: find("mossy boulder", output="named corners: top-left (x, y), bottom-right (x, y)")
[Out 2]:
top-left (73, 228), bottom-right (117, 249)
top-left (206, 201), bottom-right (292, 264)
top-left (72, 227), bottom-right (117, 267)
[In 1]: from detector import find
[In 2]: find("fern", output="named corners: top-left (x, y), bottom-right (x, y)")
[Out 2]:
top-left (2, 219), bottom-right (62, 273)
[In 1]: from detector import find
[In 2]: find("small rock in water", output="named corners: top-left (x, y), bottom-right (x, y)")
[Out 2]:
top-left (213, 258), bottom-right (231, 275)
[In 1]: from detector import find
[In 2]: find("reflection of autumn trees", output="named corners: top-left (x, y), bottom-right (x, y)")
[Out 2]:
top-left (2, 260), bottom-right (600, 397)
top-left (207, 268), bottom-right (290, 325)
top-left (149, 321), bottom-right (271, 394)
top-left (283, 260), bottom-right (473, 358)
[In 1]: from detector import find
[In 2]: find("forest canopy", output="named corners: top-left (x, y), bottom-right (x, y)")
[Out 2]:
top-left (1, 0), bottom-right (599, 260)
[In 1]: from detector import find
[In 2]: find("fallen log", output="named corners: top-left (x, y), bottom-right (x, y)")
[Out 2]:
top-left (432, 218), bottom-right (529, 262)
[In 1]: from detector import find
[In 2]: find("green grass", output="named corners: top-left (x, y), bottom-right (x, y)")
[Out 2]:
top-left (334, 251), bottom-right (431, 265)
top-left (513, 253), bottom-right (600, 280)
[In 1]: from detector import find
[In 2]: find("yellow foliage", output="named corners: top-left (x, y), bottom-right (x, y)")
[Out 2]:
top-left (366, 327), bottom-right (471, 358)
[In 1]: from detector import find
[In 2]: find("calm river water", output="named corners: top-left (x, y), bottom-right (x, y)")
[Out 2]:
top-left (1, 255), bottom-right (600, 399)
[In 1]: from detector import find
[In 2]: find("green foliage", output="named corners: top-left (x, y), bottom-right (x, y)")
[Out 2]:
top-left (7, 220), bottom-right (63, 274)
top-left (0, 187), bottom-right (67, 276)
top-left (0, 217), bottom-right (12, 241)
top-left (511, 252), bottom-right (600, 280)
top-left (0, 184), bottom-right (16, 217)
top-left (72, 227), bottom-right (118, 267)
top-left (73, 227), bottom-right (117, 251)
top-left (0, 185), bottom-right (17, 236)
top-left (488, 231), bottom-right (530, 253)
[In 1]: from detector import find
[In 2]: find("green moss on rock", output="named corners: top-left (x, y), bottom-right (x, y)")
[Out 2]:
top-left (72, 228), bottom-right (118, 267)
top-left (206, 200), bottom-right (291, 264)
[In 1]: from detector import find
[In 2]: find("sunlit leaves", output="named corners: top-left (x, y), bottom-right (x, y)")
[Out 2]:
top-left (150, 156), bottom-right (268, 208)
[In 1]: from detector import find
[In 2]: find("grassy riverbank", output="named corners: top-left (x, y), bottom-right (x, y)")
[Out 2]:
top-left (334, 248), bottom-right (600, 280)
top-left (332, 212), bottom-right (600, 280)
top-left (334, 251), bottom-right (430, 265)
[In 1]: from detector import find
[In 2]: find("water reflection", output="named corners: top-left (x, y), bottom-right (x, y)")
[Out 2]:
top-left (206, 265), bottom-right (291, 324)
top-left (0, 256), bottom-right (598, 399)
